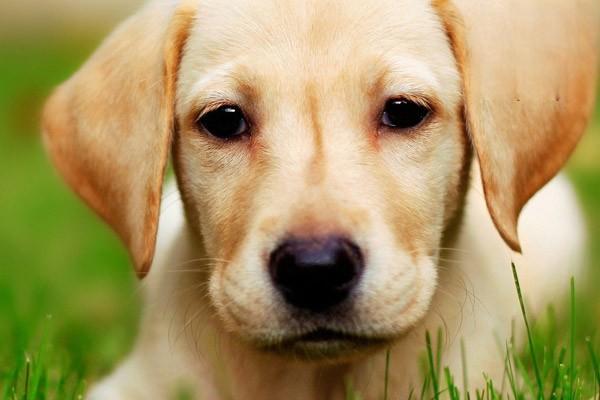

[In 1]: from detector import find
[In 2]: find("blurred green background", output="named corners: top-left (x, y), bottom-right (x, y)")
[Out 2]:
top-left (0, 1), bottom-right (598, 397)
top-left (0, 1), bottom-right (145, 393)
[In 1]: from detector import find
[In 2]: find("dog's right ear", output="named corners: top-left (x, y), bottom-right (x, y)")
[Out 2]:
top-left (435, 0), bottom-right (599, 252)
top-left (43, 0), bottom-right (197, 278)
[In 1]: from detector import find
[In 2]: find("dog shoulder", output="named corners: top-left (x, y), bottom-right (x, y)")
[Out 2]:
top-left (514, 173), bottom-right (587, 311)
top-left (462, 169), bottom-right (586, 313)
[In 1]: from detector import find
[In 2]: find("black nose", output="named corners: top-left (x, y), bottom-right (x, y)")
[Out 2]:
top-left (269, 236), bottom-right (364, 312)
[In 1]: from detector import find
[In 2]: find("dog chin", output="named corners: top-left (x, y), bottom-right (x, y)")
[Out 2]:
top-left (254, 329), bottom-right (393, 361)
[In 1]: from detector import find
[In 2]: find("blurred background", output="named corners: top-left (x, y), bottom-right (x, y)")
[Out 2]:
top-left (0, 0), bottom-right (598, 397)
top-left (0, 0), bottom-right (146, 393)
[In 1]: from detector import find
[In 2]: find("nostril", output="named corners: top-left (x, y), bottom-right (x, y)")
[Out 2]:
top-left (269, 236), bottom-right (364, 312)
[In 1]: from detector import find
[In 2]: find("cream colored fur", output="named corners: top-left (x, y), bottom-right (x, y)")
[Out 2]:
top-left (41, 0), bottom-right (599, 399)
top-left (89, 171), bottom-right (587, 400)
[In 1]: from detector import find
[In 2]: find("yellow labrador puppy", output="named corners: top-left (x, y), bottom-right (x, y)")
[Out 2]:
top-left (43, 0), bottom-right (599, 398)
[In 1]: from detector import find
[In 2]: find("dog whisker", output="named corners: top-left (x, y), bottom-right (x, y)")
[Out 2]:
top-left (168, 257), bottom-right (232, 270)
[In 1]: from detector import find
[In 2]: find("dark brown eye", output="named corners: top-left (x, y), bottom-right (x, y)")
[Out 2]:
top-left (381, 99), bottom-right (430, 130)
top-left (197, 105), bottom-right (248, 140)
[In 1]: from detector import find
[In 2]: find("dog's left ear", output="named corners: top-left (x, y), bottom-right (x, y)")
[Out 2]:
top-left (436, 0), bottom-right (599, 251)
top-left (43, 0), bottom-right (197, 278)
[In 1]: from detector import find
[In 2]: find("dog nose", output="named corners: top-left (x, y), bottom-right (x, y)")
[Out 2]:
top-left (269, 237), bottom-right (364, 312)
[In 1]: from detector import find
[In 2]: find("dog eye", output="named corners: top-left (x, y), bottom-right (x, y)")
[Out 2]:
top-left (381, 99), bottom-right (430, 130)
top-left (197, 105), bottom-right (249, 140)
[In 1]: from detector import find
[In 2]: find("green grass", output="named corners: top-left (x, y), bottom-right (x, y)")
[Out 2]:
top-left (0, 35), bottom-right (140, 399)
top-left (366, 267), bottom-right (600, 400)
top-left (341, 264), bottom-right (600, 400)
top-left (0, 34), bottom-right (599, 399)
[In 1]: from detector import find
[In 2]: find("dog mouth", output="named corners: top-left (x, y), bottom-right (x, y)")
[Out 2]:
top-left (258, 328), bottom-right (391, 359)
top-left (298, 329), bottom-right (360, 342)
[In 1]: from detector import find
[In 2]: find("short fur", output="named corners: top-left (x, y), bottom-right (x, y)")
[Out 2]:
top-left (42, 0), bottom-right (599, 398)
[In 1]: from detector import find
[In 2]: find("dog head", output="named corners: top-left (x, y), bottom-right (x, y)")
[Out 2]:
top-left (43, 0), bottom-right (598, 357)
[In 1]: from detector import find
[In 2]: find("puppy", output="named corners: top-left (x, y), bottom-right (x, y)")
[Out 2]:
top-left (42, 0), bottom-right (599, 398)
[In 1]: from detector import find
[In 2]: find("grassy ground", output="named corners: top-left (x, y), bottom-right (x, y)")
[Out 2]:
top-left (0, 35), bottom-right (599, 399)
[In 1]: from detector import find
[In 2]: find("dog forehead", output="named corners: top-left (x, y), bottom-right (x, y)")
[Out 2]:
top-left (183, 0), bottom-right (449, 75)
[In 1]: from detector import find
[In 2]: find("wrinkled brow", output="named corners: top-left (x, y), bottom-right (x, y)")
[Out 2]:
top-left (178, 62), bottom-right (258, 114)
top-left (374, 57), bottom-right (444, 111)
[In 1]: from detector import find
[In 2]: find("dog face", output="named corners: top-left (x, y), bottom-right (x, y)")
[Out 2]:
top-left (174, 0), bottom-right (464, 354)
top-left (42, 0), bottom-right (598, 358)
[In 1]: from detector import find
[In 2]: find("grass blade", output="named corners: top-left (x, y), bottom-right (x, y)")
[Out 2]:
top-left (426, 331), bottom-right (440, 399)
top-left (586, 337), bottom-right (600, 399)
top-left (569, 277), bottom-right (576, 399)
top-left (511, 262), bottom-right (543, 399)
top-left (383, 348), bottom-right (391, 400)
top-left (549, 347), bottom-right (566, 399)
top-left (23, 354), bottom-right (30, 400)
top-left (420, 374), bottom-right (430, 400)
top-left (505, 342), bottom-right (520, 400)
top-left (445, 367), bottom-right (461, 400)
top-left (437, 328), bottom-right (443, 379)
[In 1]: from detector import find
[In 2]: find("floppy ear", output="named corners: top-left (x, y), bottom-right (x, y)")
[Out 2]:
top-left (435, 0), bottom-right (599, 251)
top-left (42, 0), bottom-right (197, 277)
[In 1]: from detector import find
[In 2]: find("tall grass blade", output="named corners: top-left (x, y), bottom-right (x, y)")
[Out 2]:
top-left (569, 277), bottom-right (576, 399)
top-left (511, 262), bottom-right (543, 399)
top-left (445, 367), bottom-right (461, 400)
top-left (504, 342), bottom-right (519, 400)
top-left (475, 388), bottom-right (482, 400)
top-left (426, 331), bottom-right (440, 399)
top-left (515, 355), bottom-right (536, 397)
top-left (383, 348), bottom-right (391, 400)
top-left (420, 374), bottom-right (430, 400)
top-left (549, 347), bottom-right (566, 399)
top-left (437, 328), bottom-right (443, 379)
top-left (586, 337), bottom-right (600, 400)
